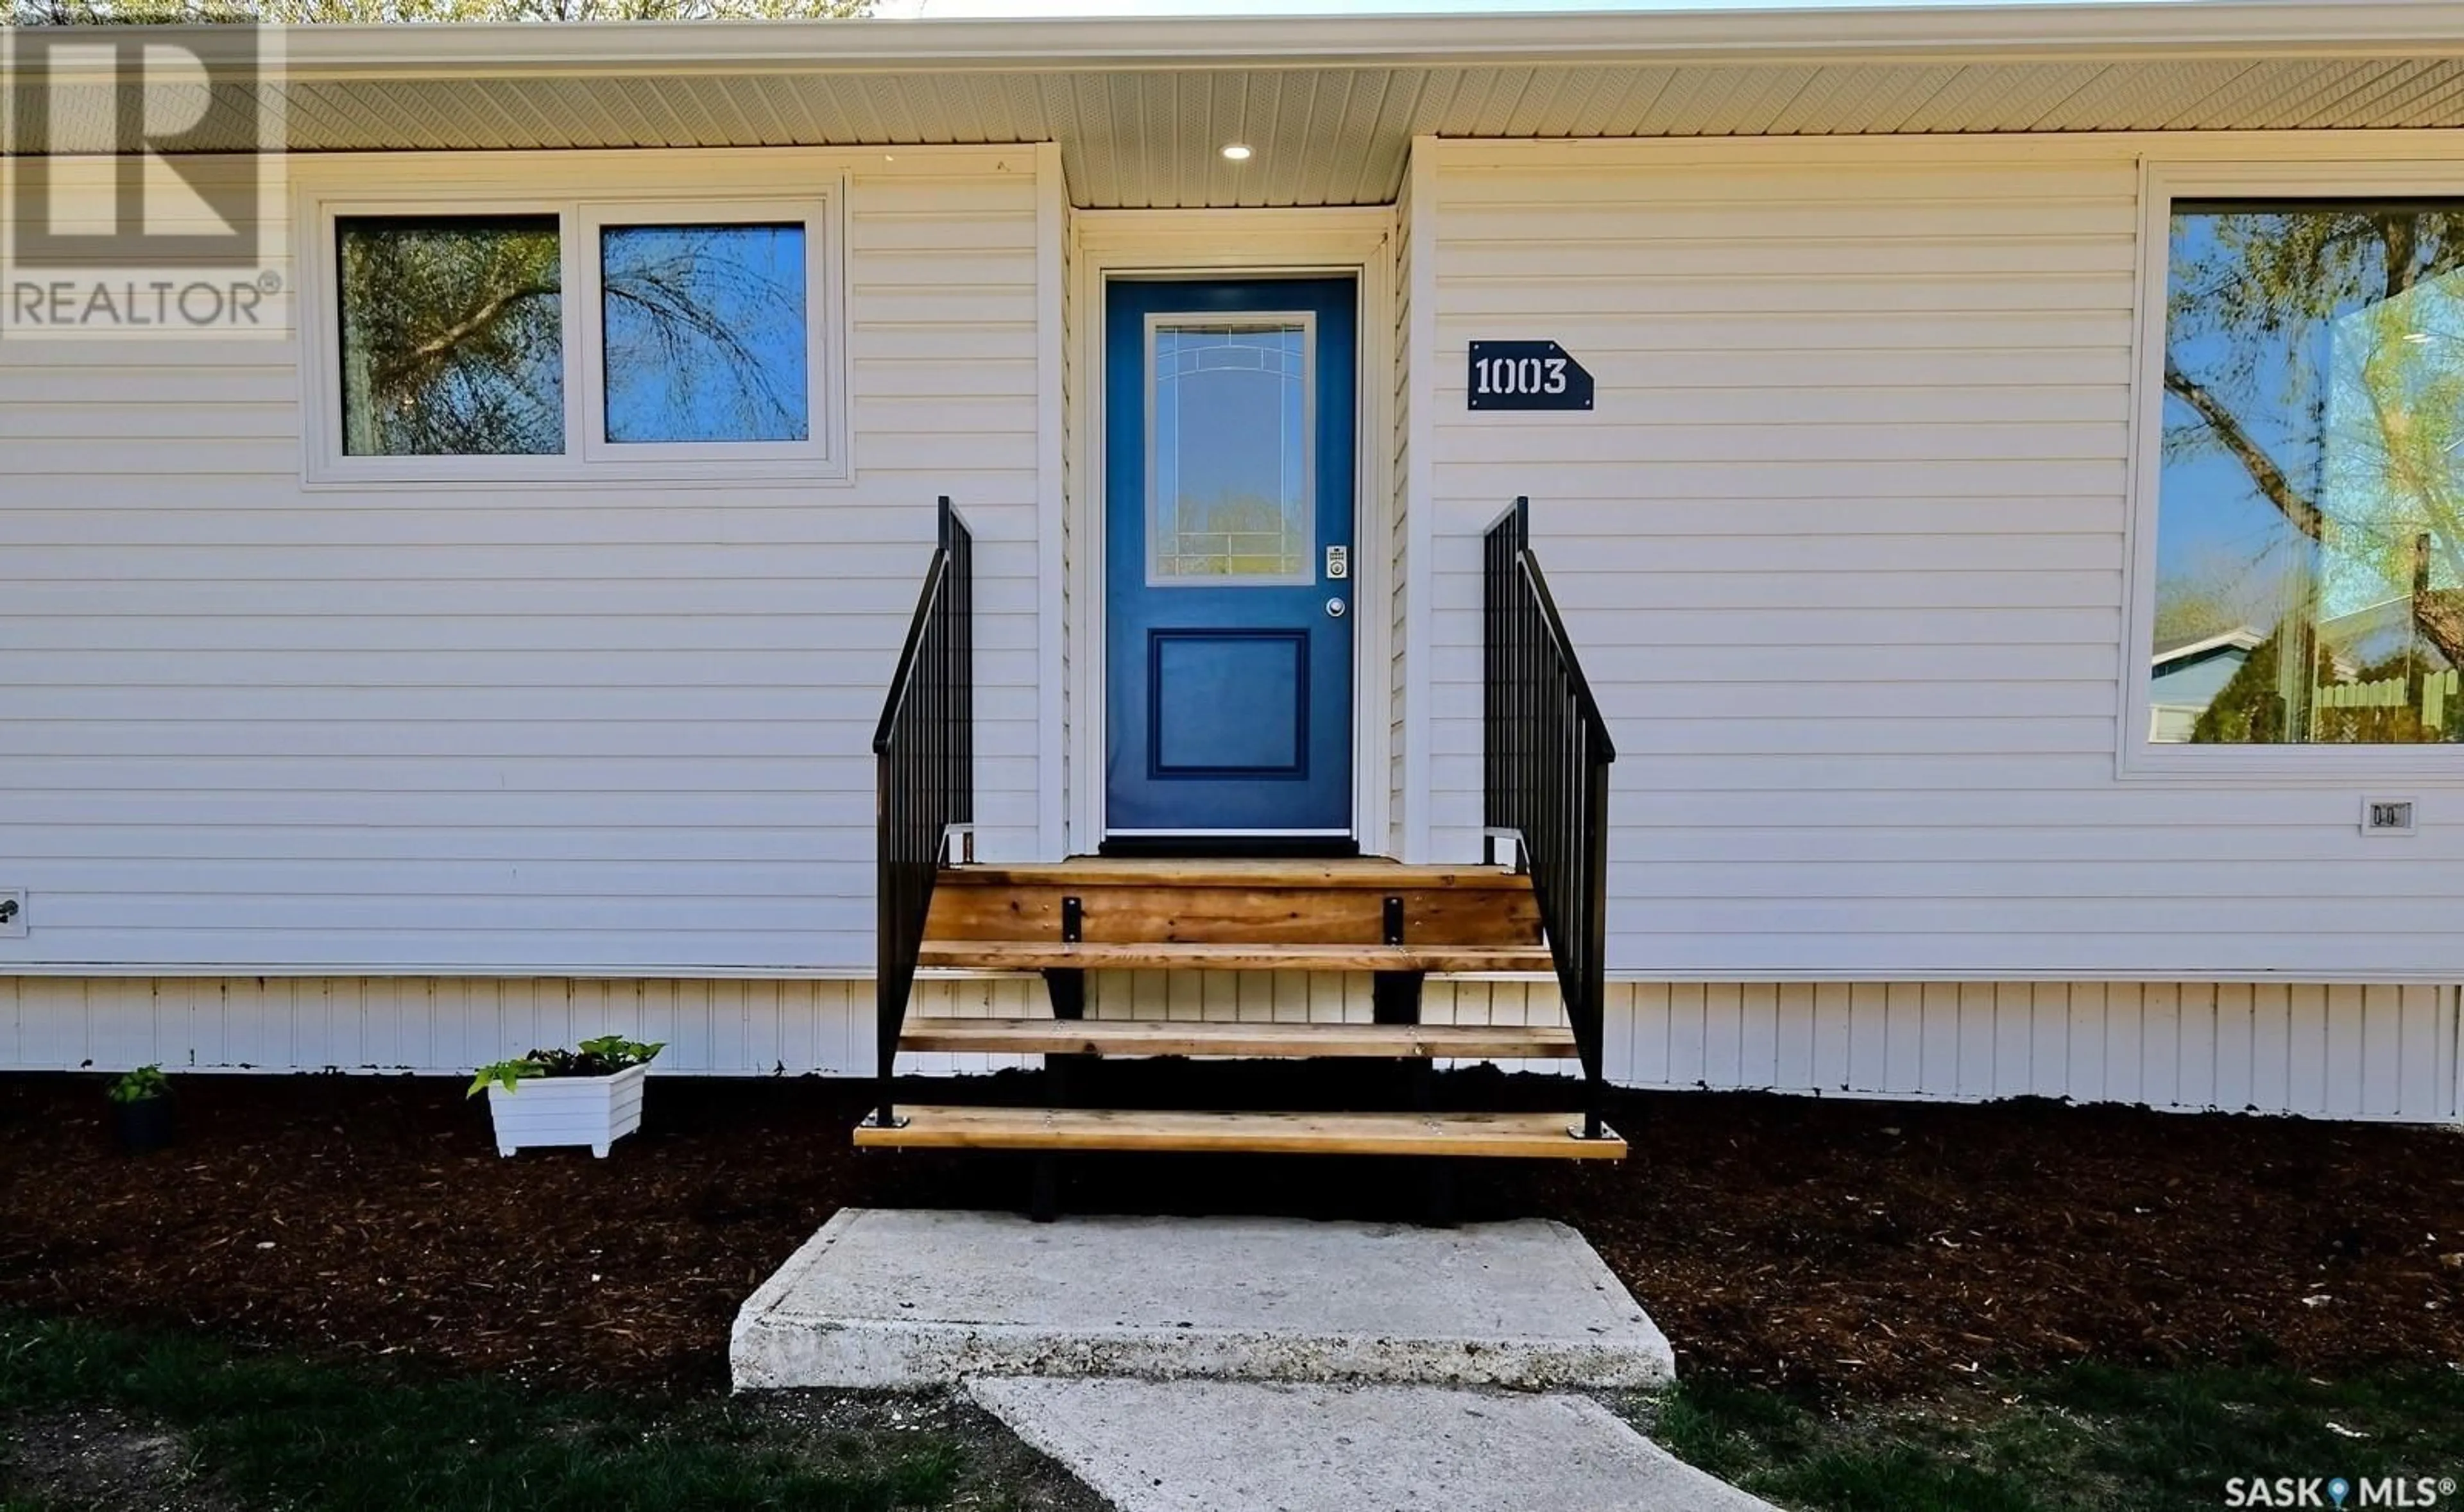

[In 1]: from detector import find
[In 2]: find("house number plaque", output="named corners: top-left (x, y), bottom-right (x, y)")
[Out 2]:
top-left (1467, 341), bottom-right (1594, 411)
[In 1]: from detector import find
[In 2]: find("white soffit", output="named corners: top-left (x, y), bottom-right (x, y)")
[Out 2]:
top-left (12, 3), bottom-right (2464, 206)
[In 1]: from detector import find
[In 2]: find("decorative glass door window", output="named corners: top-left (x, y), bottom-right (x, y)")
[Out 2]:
top-left (1146, 316), bottom-right (1315, 584)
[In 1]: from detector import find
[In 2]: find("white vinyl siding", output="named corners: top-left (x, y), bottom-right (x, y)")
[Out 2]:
top-left (10, 973), bottom-right (2454, 1123)
top-left (10, 132), bottom-right (2464, 1126)
top-left (0, 147), bottom-right (1049, 974)
top-left (1417, 136), bottom-right (2464, 983)
top-left (1594, 980), bottom-right (2460, 1122)
top-left (1389, 176), bottom-right (1415, 860)
top-left (1056, 191), bottom-right (1079, 853)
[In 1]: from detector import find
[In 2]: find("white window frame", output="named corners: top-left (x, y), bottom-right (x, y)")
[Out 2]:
top-left (2121, 155), bottom-right (2464, 783)
top-left (294, 153), bottom-right (850, 489)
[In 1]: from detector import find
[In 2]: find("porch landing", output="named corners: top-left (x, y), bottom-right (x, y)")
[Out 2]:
top-left (728, 1209), bottom-right (1674, 1392)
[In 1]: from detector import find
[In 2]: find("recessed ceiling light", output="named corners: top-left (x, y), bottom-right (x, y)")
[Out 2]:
top-left (1221, 143), bottom-right (1253, 162)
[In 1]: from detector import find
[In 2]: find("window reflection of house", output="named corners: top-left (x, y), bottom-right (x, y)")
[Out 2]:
top-left (2308, 593), bottom-right (2464, 741)
top-left (2317, 595), bottom-right (2417, 674)
top-left (2149, 627), bottom-right (2263, 742)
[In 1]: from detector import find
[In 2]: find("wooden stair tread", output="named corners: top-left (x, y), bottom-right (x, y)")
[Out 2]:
top-left (936, 860), bottom-right (1530, 891)
top-left (924, 887), bottom-right (1540, 948)
top-left (918, 940), bottom-right (1555, 973)
top-left (899, 1017), bottom-right (1579, 1059)
top-left (922, 857), bottom-right (1542, 949)
top-left (854, 1106), bottom-right (1625, 1159)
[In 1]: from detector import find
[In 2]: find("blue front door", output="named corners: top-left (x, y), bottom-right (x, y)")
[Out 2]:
top-left (1106, 277), bottom-right (1357, 838)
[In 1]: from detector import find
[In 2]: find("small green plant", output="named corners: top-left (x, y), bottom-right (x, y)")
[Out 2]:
top-left (106, 1065), bottom-right (170, 1104)
top-left (570, 1033), bottom-right (663, 1071)
top-left (466, 1056), bottom-right (546, 1098)
top-left (465, 1035), bottom-right (663, 1098)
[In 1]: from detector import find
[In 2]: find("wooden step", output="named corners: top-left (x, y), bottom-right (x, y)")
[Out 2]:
top-left (917, 940), bottom-right (1555, 974)
top-left (855, 1106), bottom-right (1625, 1159)
top-left (926, 859), bottom-right (1541, 949)
top-left (936, 860), bottom-right (1528, 890)
top-left (898, 1017), bottom-right (1579, 1059)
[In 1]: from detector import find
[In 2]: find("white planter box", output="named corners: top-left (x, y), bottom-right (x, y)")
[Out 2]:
top-left (484, 1064), bottom-right (648, 1158)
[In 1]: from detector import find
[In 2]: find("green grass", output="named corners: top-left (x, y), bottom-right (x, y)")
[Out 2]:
top-left (1647, 1363), bottom-right (2464, 1512)
top-left (0, 1316), bottom-right (966, 1511)
top-left (11, 1311), bottom-right (2461, 1512)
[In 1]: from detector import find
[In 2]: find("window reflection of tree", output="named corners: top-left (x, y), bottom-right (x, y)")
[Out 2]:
top-left (339, 219), bottom-right (806, 457)
top-left (340, 219), bottom-right (565, 456)
top-left (602, 226), bottom-right (806, 445)
top-left (1165, 493), bottom-right (1306, 576)
top-left (2163, 207), bottom-right (2464, 743)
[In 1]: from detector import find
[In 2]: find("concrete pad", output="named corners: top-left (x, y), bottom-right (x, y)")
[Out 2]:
top-left (731, 1209), bottom-right (1674, 1391)
top-left (969, 1377), bottom-right (1779, 1512)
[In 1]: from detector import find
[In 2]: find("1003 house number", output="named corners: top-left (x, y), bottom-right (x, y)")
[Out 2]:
top-left (1475, 353), bottom-right (1570, 397)
top-left (1466, 340), bottom-right (1594, 411)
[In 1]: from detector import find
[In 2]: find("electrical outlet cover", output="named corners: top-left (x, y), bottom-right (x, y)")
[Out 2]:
top-left (2361, 796), bottom-right (2418, 837)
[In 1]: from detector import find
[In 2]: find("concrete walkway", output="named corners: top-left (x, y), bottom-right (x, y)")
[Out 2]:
top-left (971, 1377), bottom-right (1779, 1512)
top-left (733, 1210), bottom-right (1673, 1391)
top-left (732, 1210), bottom-right (1774, 1511)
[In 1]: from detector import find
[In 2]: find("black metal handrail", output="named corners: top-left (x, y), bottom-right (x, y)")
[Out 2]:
top-left (870, 497), bottom-right (973, 1130)
top-left (1484, 497), bottom-right (1617, 1140)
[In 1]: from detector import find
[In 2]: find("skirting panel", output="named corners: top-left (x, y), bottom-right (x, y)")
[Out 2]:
top-left (1600, 980), bottom-right (2463, 1125)
top-left (3, 974), bottom-right (2456, 1123)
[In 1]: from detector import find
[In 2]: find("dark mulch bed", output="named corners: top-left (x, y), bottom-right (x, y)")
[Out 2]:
top-left (1, 1067), bottom-right (2458, 1401)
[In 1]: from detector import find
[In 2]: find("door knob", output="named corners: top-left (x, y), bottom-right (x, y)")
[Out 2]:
top-left (1326, 597), bottom-right (1347, 619)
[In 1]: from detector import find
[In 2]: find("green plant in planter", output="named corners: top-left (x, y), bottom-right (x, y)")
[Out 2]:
top-left (107, 1065), bottom-right (170, 1104)
top-left (466, 1056), bottom-right (547, 1098)
top-left (108, 1064), bottom-right (176, 1154)
top-left (466, 1035), bottom-right (663, 1098)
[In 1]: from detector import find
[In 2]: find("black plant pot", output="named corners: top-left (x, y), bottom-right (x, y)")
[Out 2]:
top-left (113, 1095), bottom-right (174, 1154)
